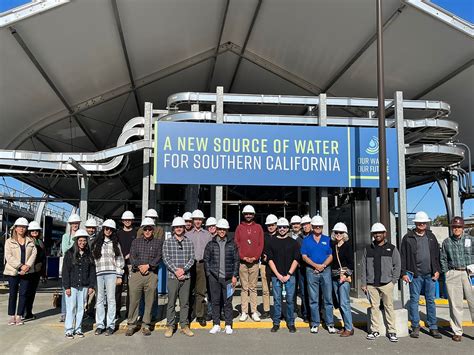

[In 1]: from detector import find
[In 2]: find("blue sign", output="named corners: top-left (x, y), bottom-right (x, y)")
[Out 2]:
top-left (154, 122), bottom-right (399, 188)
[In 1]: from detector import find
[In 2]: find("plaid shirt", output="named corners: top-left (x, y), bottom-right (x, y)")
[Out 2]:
top-left (440, 234), bottom-right (473, 273)
top-left (94, 239), bottom-right (125, 277)
top-left (130, 236), bottom-right (163, 272)
top-left (162, 235), bottom-right (195, 279)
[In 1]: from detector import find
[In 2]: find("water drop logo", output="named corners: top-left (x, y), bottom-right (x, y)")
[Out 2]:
top-left (366, 136), bottom-right (379, 155)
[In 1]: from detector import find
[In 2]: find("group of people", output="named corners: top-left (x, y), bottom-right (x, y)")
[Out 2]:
top-left (3, 206), bottom-right (473, 343)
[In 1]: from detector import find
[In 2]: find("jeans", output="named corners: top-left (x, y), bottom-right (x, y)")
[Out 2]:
top-left (306, 267), bottom-right (334, 327)
top-left (7, 275), bottom-right (30, 316)
top-left (332, 280), bottom-right (353, 331)
top-left (272, 275), bottom-right (296, 326)
top-left (409, 274), bottom-right (437, 329)
top-left (61, 287), bottom-right (66, 316)
top-left (65, 287), bottom-right (88, 334)
top-left (96, 274), bottom-right (117, 330)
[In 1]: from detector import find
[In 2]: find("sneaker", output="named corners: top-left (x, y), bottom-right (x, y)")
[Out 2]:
top-left (8, 316), bottom-right (16, 325)
top-left (251, 313), bottom-right (261, 322)
top-left (239, 312), bottom-right (248, 322)
top-left (388, 333), bottom-right (398, 342)
top-left (209, 325), bottom-right (221, 334)
top-left (225, 325), bottom-right (233, 335)
top-left (164, 326), bottom-right (174, 338)
top-left (288, 325), bottom-right (296, 333)
top-left (410, 326), bottom-right (420, 338)
top-left (327, 325), bottom-right (337, 334)
top-left (271, 324), bottom-right (279, 333)
top-left (15, 316), bottom-right (24, 326)
top-left (75, 331), bottom-right (85, 338)
top-left (95, 328), bottom-right (104, 335)
top-left (142, 327), bottom-right (151, 336)
top-left (104, 328), bottom-right (114, 336)
top-left (366, 331), bottom-right (380, 340)
top-left (310, 325), bottom-right (319, 334)
top-left (430, 329), bottom-right (442, 339)
top-left (65, 333), bottom-right (74, 339)
top-left (180, 326), bottom-right (194, 337)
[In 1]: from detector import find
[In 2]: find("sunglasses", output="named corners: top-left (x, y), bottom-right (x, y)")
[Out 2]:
top-left (278, 226), bottom-right (289, 229)
top-left (143, 227), bottom-right (154, 232)
top-left (334, 231), bottom-right (344, 235)
top-left (312, 225), bottom-right (323, 229)
top-left (104, 227), bottom-right (114, 231)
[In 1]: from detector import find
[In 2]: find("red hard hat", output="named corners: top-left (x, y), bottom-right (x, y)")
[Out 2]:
top-left (450, 216), bottom-right (464, 227)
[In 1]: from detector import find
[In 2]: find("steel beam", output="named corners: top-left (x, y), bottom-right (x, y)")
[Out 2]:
top-left (206, 0), bottom-right (230, 91)
top-left (319, 94), bottom-right (329, 234)
top-left (228, 0), bottom-right (262, 92)
top-left (211, 87), bottom-right (224, 220)
top-left (111, 0), bottom-right (142, 116)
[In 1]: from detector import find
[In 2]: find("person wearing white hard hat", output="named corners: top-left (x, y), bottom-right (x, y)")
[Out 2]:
top-left (116, 211), bottom-right (137, 320)
top-left (290, 215), bottom-right (302, 240)
top-left (84, 219), bottom-right (98, 247)
top-left (125, 218), bottom-right (163, 337)
top-left (4, 217), bottom-right (37, 326)
top-left (23, 221), bottom-right (46, 321)
top-left (59, 213), bottom-right (81, 322)
top-left (259, 214), bottom-right (279, 319)
top-left (182, 212), bottom-right (193, 232)
top-left (301, 215), bottom-right (312, 238)
top-left (400, 211), bottom-right (442, 339)
top-left (301, 215), bottom-right (336, 334)
top-left (204, 218), bottom-right (239, 335)
top-left (361, 223), bottom-right (401, 343)
top-left (62, 229), bottom-right (95, 339)
top-left (330, 222), bottom-right (354, 337)
top-left (137, 209), bottom-right (165, 240)
top-left (235, 205), bottom-right (264, 322)
top-left (206, 217), bottom-right (217, 237)
top-left (163, 217), bottom-right (195, 338)
top-left (186, 209), bottom-right (212, 327)
top-left (91, 219), bottom-right (124, 336)
top-left (266, 218), bottom-right (300, 333)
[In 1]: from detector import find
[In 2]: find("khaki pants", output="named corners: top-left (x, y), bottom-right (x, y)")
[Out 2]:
top-left (127, 271), bottom-right (158, 328)
top-left (367, 282), bottom-right (396, 334)
top-left (259, 264), bottom-right (271, 312)
top-left (445, 269), bottom-right (474, 335)
top-left (240, 262), bottom-right (259, 314)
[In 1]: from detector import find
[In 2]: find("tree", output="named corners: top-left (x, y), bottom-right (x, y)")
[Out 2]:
top-left (432, 214), bottom-right (448, 227)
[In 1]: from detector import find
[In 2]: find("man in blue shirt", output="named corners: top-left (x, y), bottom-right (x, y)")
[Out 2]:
top-left (301, 215), bottom-right (335, 334)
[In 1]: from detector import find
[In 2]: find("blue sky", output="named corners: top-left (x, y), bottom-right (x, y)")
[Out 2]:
top-left (431, 0), bottom-right (474, 23)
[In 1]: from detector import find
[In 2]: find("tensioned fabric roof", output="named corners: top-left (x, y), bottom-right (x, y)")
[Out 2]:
top-left (0, 0), bottom-right (472, 217)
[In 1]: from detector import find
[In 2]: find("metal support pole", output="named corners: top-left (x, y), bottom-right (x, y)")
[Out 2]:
top-left (376, 0), bottom-right (390, 235)
top-left (80, 175), bottom-right (88, 225)
top-left (142, 102), bottom-right (153, 218)
top-left (308, 105), bottom-right (317, 217)
top-left (389, 189), bottom-right (399, 302)
top-left (34, 193), bottom-right (48, 223)
top-left (369, 189), bottom-right (378, 225)
top-left (319, 94), bottom-right (329, 234)
top-left (395, 91), bottom-right (409, 306)
top-left (211, 86), bottom-right (224, 220)
top-left (449, 170), bottom-right (462, 217)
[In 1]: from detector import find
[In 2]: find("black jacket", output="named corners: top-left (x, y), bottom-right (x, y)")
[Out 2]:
top-left (400, 229), bottom-right (441, 278)
top-left (62, 249), bottom-right (96, 289)
top-left (203, 235), bottom-right (239, 280)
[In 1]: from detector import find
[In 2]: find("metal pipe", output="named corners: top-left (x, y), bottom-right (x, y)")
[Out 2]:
top-left (453, 142), bottom-right (472, 193)
top-left (376, 0), bottom-right (390, 233)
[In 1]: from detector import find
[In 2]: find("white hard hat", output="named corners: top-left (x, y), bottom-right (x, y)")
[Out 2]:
top-left (145, 209), bottom-right (158, 218)
top-left (413, 211), bottom-right (431, 223)
top-left (141, 217), bottom-right (155, 227)
top-left (242, 205), bottom-right (256, 214)
top-left (206, 217), bottom-right (217, 227)
top-left (370, 222), bottom-right (387, 233)
top-left (301, 215), bottom-right (312, 224)
top-left (73, 229), bottom-right (89, 239)
top-left (290, 215), bottom-right (302, 224)
top-left (216, 218), bottom-right (230, 229)
top-left (182, 212), bottom-right (193, 221)
top-left (28, 221), bottom-right (41, 231)
top-left (311, 215), bottom-right (325, 226)
top-left (172, 216), bottom-right (186, 227)
top-left (121, 210), bottom-right (135, 220)
top-left (277, 217), bottom-right (290, 227)
top-left (102, 219), bottom-right (117, 230)
top-left (14, 217), bottom-right (29, 227)
top-left (85, 218), bottom-right (97, 228)
top-left (332, 222), bottom-right (348, 233)
top-left (67, 214), bottom-right (81, 224)
top-left (191, 209), bottom-right (205, 219)
top-left (265, 214), bottom-right (278, 225)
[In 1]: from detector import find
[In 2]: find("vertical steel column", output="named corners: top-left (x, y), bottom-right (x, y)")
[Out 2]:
top-left (395, 91), bottom-right (409, 305)
top-left (34, 193), bottom-right (48, 223)
top-left (211, 86), bottom-right (224, 220)
top-left (80, 176), bottom-right (88, 225)
top-left (319, 94), bottom-right (329, 234)
top-left (308, 105), bottom-right (317, 217)
top-left (389, 189), bottom-right (399, 302)
top-left (449, 170), bottom-right (462, 217)
top-left (376, 0), bottom-right (390, 234)
top-left (369, 189), bottom-right (378, 225)
top-left (142, 102), bottom-right (153, 218)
